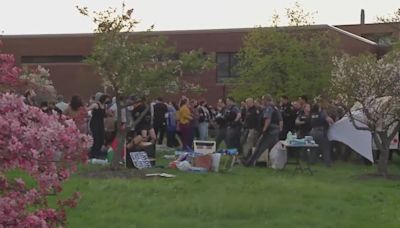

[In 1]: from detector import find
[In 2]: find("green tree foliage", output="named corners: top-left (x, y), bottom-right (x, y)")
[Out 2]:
top-left (77, 4), bottom-right (213, 99)
top-left (230, 2), bottom-right (337, 101)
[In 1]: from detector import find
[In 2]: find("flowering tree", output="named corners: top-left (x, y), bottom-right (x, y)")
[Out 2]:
top-left (331, 51), bottom-right (400, 176)
top-left (0, 53), bottom-right (57, 102)
top-left (378, 8), bottom-right (400, 22)
top-left (1, 49), bottom-right (92, 226)
top-left (77, 3), bottom-right (214, 168)
top-left (377, 8), bottom-right (400, 48)
top-left (20, 65), bottom-right (57, 103)
top-left (0, 53), bottom-right (21, 90)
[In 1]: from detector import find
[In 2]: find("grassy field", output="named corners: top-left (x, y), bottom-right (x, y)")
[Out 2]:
top-left (55, 151), bottom-right (400, 228)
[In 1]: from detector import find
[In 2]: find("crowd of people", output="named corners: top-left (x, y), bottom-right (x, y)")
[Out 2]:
top-left (24, 88), bottom-right (353, 167)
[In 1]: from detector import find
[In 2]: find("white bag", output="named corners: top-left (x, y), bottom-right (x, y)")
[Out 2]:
top-left (211, 153), bottom-right (221, 172)
top-left (269, 141), bottom-right (287, 170)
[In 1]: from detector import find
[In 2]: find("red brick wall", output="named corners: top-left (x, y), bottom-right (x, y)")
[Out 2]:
top-left (1, 26), bottom-right (383, 104)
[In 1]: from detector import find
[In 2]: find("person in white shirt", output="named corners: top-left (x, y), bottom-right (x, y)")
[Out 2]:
top-left (109, 96), bottom-right (127, 124)
top-left (55, 95), bottom-right (68, 113)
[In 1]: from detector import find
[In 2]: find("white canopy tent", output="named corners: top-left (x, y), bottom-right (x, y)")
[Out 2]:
top-left (327, 116), bottom-right (374, 163)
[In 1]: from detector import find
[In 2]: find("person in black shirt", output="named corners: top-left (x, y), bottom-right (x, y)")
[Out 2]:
top-left (132, 97), bottom-right (156, 143)
top-left (240, 101), bottom-right (247, 124)
top-left (279, 95), bottom-right (297, 140)
top-left (310, 101), bottom-right (334, 167)
top-left (242, 98), bottom-right (262, 158)
top-left (198, 100), bottom-right (211, 140)
top-left (88, 94), bottom-right (109, 158)
top-left (295, 103), bottom-right (312, 138)
top-left (245, 94), bottom-right (282, 166)
top-left (215, 99), bottom-right (227, 149)
top-left (224, 97), bottom-right (242, 151)
top-left (153, 97), bottom-right (168, 145)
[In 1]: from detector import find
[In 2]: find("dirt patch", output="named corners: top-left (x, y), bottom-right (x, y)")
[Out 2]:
top-left (78, 167), bottom-right (164, 179)
top-left (355, 173), bottom-right (400, 181)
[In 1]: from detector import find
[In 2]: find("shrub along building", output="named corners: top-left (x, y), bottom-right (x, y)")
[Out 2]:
top-left (2, 22), bottom-right (399, 104)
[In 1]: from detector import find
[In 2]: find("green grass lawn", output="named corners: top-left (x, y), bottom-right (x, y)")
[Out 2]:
top-left (59, 154), bottom-right (400, 228)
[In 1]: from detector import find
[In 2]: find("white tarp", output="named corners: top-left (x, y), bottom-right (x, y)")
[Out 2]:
top-left (327, 117), bottom-right (374, 162)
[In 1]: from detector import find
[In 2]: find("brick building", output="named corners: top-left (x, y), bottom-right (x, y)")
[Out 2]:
top-left (1, 22), bottom-right (398, 104)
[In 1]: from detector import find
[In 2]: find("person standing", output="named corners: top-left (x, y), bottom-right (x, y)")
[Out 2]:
top-left (178, 98), bottom-right (193, 150)
top-left (224, 97), bottom-right (242, 151)
top-left (64, 95), bottom-right (88, 134)
top-left (295, 103), bottom-right (312, 139)
top-left (240, 101), bottom-right (247, 124)
top-left (132, 97), bottom-right (156, 143)
top-left (242, 98), bottom-right (262, 158)
top-left (153, 97), bottom-right (168, 145)
top-left (215, 99), bottom-right (227, 149)
top-left (55, 95), bottom-right (68, 113)
top-left (109, 96), bottom-right (128, 126)
top-left (298, 95), bottom-right (309, 109)
top-left (166, 102), bottom-right (179, 148)
top-left (88, 94), bottom-right (109, 159)
top-left (198, 100), bottom-right (211, 140)
top-left (189, 99), bottom-right (199, 141)
top-left (310, 101), bottom-right (334, 167)
top-left (279, 95), bottom-right (296, 140)
top-left (245, 94), bottom-right (282, 166)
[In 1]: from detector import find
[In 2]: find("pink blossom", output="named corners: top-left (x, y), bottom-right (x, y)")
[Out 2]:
top-left (1, 51), bottom-right (92, 227)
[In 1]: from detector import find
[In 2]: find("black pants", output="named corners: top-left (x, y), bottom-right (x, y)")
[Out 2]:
top-left (310, 128), bottom-right (331, 167)
top-left (216, 127), bottom-right (227, 149)
top-left (166, 130), bottom-right (179, 148)
top-left (90, 127), bottom-right (105, 159)
top-left (154, 124), bottom-right (166, 145)
top-left (279, 127), bottom-right (292, 140)
top-left (246, 130), bottom-right (279, 166)
top-left (225, 125), bottom-right (242, 151)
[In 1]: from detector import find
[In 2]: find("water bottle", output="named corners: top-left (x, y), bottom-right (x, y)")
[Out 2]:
top-left (286, 131), bottom-right (293, 142)
top-left (90, 158), bottom-right (108, 165)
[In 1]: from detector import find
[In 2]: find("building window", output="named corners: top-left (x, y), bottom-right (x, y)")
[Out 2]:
top-left (216, 52), bottom-right (239, 82)
top-left (21, 56), bottom-right (85, 64)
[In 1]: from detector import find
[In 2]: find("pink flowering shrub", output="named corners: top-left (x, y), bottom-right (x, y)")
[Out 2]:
top-left (1, 50), bottom-right (92, 227)
top-left (0, 54), bottom-right (21, 88)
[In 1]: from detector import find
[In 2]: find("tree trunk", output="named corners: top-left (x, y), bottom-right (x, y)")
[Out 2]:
top-left (373, 132), bottom-right (390, 177)
top-left (111, 96), bottom-right (126, 169)
top-left (110, 95), bottom-right (149, 169)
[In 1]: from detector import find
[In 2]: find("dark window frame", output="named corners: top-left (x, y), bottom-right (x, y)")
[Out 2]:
top-left (216, 52), bottom-right (239, 83)
top-left (21, 56), bottom-right (85, 64)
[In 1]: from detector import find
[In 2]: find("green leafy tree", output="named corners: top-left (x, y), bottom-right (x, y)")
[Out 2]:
top-left (231, 2), bottom-right (337, 101)
top-left (77, 3), bottom-right (213, 168)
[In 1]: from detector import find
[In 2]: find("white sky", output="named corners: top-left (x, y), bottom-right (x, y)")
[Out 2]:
top-left (0, 0), bottom-right (399, 35)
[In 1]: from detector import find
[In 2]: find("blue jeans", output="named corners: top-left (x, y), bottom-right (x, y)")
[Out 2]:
top-left (198, 122), bottom-right (209, 140)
